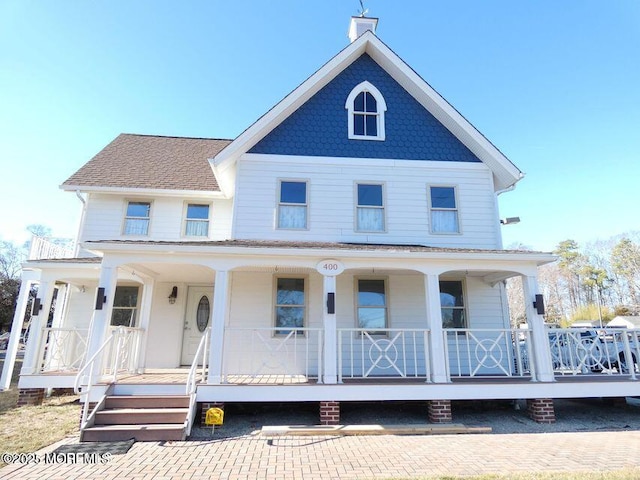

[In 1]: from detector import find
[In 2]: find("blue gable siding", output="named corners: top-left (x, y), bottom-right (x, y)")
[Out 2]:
top-left (249, 54), bottom-right (481, 162)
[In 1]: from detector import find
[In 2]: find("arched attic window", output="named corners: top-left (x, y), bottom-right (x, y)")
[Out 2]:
top-left (345, 81), bottom-right (387, 141)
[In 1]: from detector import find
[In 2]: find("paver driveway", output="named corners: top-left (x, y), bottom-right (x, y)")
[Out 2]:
top-left (2, 430), bottom-right (640, 479)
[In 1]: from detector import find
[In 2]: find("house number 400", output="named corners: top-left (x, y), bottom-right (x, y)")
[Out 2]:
top-left (316, 260), bottom-right (344, 276)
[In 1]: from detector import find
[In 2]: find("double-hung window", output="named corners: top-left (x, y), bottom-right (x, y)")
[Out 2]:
top-left (124, 201), bottom-right (151, 236)
top-left (110, 286), bottom-right (140, 327)
top-left (278, 181), bottom-right (307, 229)
top-left (357, 278), bottom-right (387, 334)
top-left (275, 277), bottom-right (306, 334)
top-left (356, 183), bottom-right (384, 232)
top-left (440, 281), bottom-right (466, 329)
top-left (184, 203), bottom-right (210, 237)
top-left (429, 186), bottom-right (459, 234)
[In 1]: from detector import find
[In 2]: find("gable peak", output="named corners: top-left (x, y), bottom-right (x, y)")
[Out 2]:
top-left (348, 16), bottom-right (378, 43)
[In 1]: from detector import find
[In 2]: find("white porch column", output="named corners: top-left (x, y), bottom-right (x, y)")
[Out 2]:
top-left (322, 275), bottom-right (337, 384)
top-left (207, 270), bottom-right (229, 385)
top-left (21, 277), bottom-right (56, 375)
top-left (135, 277), bottom-right (155, 373)
top-left (84, 264), bottom-right (118, 373)
top-left (0, 272), bottom-right (37, 390)
top-left (523, 275), bottom-right (555, 382)
top-left (424, 273), bottom-right (449, 383)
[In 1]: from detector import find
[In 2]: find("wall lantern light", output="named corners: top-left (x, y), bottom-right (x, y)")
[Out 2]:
top-left (169, 286), bottom-right (178, 304)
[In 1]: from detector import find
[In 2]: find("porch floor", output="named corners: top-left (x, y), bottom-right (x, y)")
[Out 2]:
top-left (102, 369), bottom-right (638, 386)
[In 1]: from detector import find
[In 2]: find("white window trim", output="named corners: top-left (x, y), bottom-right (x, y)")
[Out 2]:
top-left (354, 182), bottom-right (386, 233)
top-left (345, 81), bottom-right (387, 141)
top-left (122, 199), bottom-right (153, 237)
top-left (182, 201), bottom-right (212, 238)
top-left (354, 276), bottom-right (389, 335)
top-left (276, 179), bottom-right (309, 230)
top-left (428, 185), bottom-right (462, 235)
top-left (272, 275), bottom-right (308, 337)
top-left (110, 284), bottom-right (141, 328)
top-left (439, 278), bottom-right (468, 330)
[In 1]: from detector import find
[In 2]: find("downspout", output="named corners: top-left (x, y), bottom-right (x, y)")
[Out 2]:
top-left (74, 190), bottom-right (87, 257)
top-left (494, 173), bottom-right (523, 249)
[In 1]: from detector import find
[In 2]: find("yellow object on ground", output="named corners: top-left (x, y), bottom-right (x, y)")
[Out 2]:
top-left (205, 407), bottom-right (224, 426)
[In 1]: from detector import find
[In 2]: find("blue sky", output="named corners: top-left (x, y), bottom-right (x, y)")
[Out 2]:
top-left (1, 1), bottom-right (639, 251)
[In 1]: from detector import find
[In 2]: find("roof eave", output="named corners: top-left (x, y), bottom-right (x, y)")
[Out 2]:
top-left (60, 184), bottom-right (225, 198)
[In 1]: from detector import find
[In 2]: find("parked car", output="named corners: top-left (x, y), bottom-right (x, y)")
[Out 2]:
top-left (0, 332), bottom-right (10, 350)
top-left (548, 328), bottom-right (639, 374)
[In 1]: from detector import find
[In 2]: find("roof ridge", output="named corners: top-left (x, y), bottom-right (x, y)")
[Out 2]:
top-left (120, 133), bottom-right (234, 142)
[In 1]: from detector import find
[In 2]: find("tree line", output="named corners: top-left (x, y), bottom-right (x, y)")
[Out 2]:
top-left (507, 232), bottom-right (640, 327)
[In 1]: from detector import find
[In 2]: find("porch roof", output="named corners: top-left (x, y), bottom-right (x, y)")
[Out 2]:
top-left (83, 239), bottom-right (555, 265)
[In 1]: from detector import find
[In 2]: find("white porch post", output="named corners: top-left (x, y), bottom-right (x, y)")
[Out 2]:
top-left (322, 275), bottom-right (337, 384)
top-left (424, 273), bottom-right (449, 383)
top-left (207, 270), bottom-right (229, 385)
top-left (84, 264), bottom-right (118, 376)
top-left (135, 277), bottom-right (155, 373)
top-left (21, 276), bottom-right (56, 375)
top-left (523, 275), bottom-right (555, 382)
top-left (0, 272), bottom-right (37, 390)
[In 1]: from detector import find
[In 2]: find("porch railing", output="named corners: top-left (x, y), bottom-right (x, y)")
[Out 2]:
top-left (547, 328), bottom-right (639, 379)
top-left (103, 326), bottom-right (144, 376)
top-left (28, 235), bottom-right (74, 260)
top-left (37, 328), bottom-right (89, 373)
top-left (74, 326), bottom-right (145, 430)
top-left (444, 328), bottom-right (534, 379)
top-left (338, 328), bottom-right (431, 381)
top-left (222, 327), bottom-right (323, 383)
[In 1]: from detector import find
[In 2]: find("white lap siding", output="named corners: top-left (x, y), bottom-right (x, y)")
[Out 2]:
top-left (233, 154), bottom-right (501, 249)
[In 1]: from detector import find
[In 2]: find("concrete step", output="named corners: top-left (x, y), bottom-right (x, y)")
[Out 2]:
top-left (95, 408), bottom-right (189, 425)
top-left (105, 395), bottom-right (190, 409)
top-left (82, 424), bottom-right (186, 442)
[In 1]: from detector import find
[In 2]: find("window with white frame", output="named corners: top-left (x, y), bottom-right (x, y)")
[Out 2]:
top-left (184, 203), bottom-right (210, 237)
top-left (123, 201), bottom-right (151, 236)
top-left (110, 286), bottom-right (140, 327)
top-left (357, 278), bottom-right (387, 333)
top-left (345, 81), bottom-right (387, 141)
top-left (356, 183), bottom-right (385, 232)
top-left (439, 280), bottom-right (466, 329)
top-left (429, 186), bottom-right (459, 233)
top-left (277, 181), bottom-right (307, 229)
top-left (274, 277), bottom-right (306, 334)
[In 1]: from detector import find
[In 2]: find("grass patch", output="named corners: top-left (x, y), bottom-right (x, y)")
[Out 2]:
top-left (0, 356), bottom-right (80, 467)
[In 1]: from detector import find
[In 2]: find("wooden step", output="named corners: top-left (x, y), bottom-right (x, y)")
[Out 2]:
top-left (95, 408), bottom-right (189, 425)
top-left (82, 424), bottom-right (186, 442)
top-left (105, 395), bottom-right (190, 409)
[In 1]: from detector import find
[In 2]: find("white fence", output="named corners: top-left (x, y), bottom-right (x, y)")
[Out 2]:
top-left (28, 236), bottom-right (74, 260)
top-left (338, 328), bottom-right (431, 381)
top-left (444, 328), bottom-right (533, 378)
top-left (223, 327), bottom-right (323, 383)
top-left (547, 328), bottom-right (639, 378)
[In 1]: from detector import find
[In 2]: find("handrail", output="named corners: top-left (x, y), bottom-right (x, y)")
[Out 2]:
top-left (186, 329), bottom-right (210, 396)
top-left (74, 330), bottom-right (116, 430)
top-left (185, 329), bottom-right (210, 437)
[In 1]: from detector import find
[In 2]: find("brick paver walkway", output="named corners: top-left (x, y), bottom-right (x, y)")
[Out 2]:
top-left (2, 431), bottom-right (640, 479)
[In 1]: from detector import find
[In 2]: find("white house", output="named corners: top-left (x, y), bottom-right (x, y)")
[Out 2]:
top-left (2, 16), bottom-right (638, 441)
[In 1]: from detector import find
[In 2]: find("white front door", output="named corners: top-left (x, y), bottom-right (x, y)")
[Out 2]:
top-left (181, 286), bottom-right (213, 366)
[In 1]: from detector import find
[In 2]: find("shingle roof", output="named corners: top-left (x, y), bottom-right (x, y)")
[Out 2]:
top-left (62, 134), bottom-right (233, 192)
top-left (84, 239), bottom-right (549, 256)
